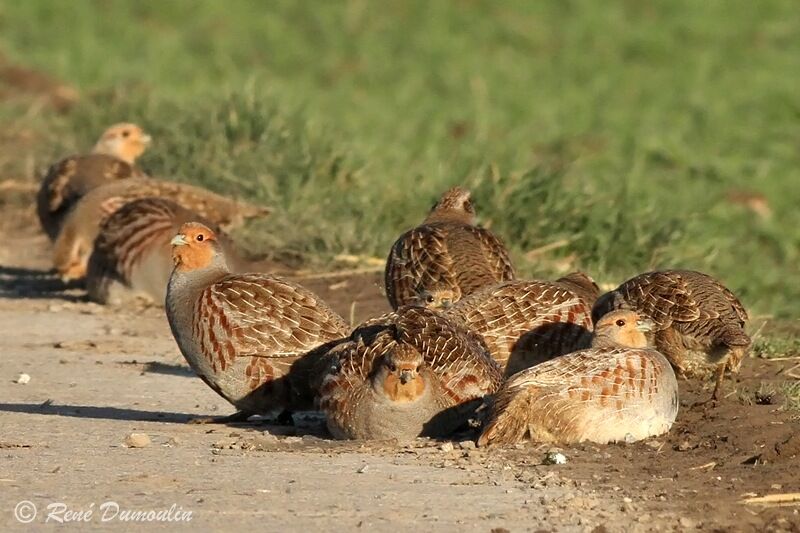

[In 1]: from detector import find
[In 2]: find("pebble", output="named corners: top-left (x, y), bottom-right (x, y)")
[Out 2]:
top-left (543, 451), bottom-right (567, 465)
top-left (14, 373), bottom-right (30, 384)
top-left (439, 442), bottom-right (454, 453)
top-left (124, 433), bottom-right (151, 448)
top-left (679, 517), bottom-right (697, 529)
top-left (458, 440), bottom-right (476, 450)
top-left (357, 464), bottom-right (369, 474)
top-left (283, 436), bottom-right (302, 444)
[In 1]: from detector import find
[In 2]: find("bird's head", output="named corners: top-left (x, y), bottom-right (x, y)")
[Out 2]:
top-left (92, 123), bottom-right (151, 164)
top-left (592, 310), bottom-right (653, 349)
top-left (170, 222), bottom-right (228, 273)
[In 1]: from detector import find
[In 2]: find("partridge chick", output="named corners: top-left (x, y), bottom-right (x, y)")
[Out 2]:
top-left (478, 310), bottom-right (679, 446)
top-left (87, 198), bottom-right (249, 305)
top-left (37, 123), bottom-right (150, 239)
top-left (592, 270), bottom-right (750, 400)
top-left (384, 187), bottom-right (514, 309)
top-left (165, 222), bottom-right (349, 421)
top-left (442, 280), bottom-right (594, 376)
top-left (318, 306), bottom-right (502, 440)
top-left (53, 177), bottom-right (269, 280)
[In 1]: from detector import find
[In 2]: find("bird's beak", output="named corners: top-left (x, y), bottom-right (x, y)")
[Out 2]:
top-left (636, 318), bottom-right (654, 332)
top-left (170, 234), bottom-right (188, 246)
top-left (399, 369), bottom-right (415, 385)
top-left (140, 133), bottom-right (152, 145)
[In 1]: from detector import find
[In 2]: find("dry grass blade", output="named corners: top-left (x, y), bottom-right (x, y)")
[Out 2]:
top-left (741, 493), bottom-right (800, 506)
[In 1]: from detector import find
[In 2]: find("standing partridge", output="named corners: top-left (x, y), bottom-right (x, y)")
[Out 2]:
top-left (478, 310), bottom-right (679, 446)
top-left (317, 306), bottom-right (502, 440)
top-left (37, 123), bottom-right (151, 240)
top-left (442, 280), bottom-right (594, 376)
top-left (53, 177), bottom-right (269, 280)
top-left (87, 198), bottom-right (248, 306)
top-left (384, 187), bottom-right (514, 309)
top-left (165, 222), bottom-right (349, 422)
top-left (592, 270), bottom-right (750, 400)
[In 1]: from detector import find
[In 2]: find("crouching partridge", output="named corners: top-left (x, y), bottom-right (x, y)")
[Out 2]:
top-left (53, 177), bottom-right (269, 280)
top-left (478, 310), bottom-right (679, 446)
top-left (87, 198), bottom-right (247, 305)
top-left (384, 187), bottom-right (514, 310)
top-left (592, 270), bottom-right (750, 400)
top-left (442, 280), bottom-right (594, 376)
top-left (37, 123), bottom-right (150, 239)
top-left (318, 306), bottom-right (502, 440)
top-left (165, 222), bottom-right (349, 422)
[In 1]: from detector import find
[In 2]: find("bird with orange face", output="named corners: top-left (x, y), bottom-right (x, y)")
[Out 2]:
top-left (317, 305), bottom-right (503, 440)
top-left (165, 222), bottom-right (349, 422)
top-left (37, 123), bottom-right (151, 240)
top-left (592, 270), bottom-right (750, 401)
top-left (478, 310), bottom-right (679, 446)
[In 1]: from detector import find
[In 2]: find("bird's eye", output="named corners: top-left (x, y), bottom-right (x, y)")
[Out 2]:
top-left (388, 363), bottom-right (397, 372)
top-left (415, 365), bottom-right (421, 372)
top-left (122, 130), bottom-right (130, 138)
top-left (426, 295), bottom-right (435, 303)
top-left (196, 234), bottom-right (204, 242)
top-left (616, 319), bottom-right (626, 327)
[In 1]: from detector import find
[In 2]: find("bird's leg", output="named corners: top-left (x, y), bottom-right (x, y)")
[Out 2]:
top-left (187, 411), bottom-right (254, 424)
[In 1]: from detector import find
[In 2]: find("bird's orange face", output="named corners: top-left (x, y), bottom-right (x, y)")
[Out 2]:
top-left (170, 222), bottom-right (219, 272)
top-left (380, 346), bottom-right (426, 403)
top-left (93, 123), bottom-right (151, 164)
top-left (594, 310), bottom-right (652, 349)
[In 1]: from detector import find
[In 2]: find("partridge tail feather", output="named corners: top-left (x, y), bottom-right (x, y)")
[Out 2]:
top-left (477, 385), bottom-right (532, 447)
top-left (719, 325), bottom-right (750, 347)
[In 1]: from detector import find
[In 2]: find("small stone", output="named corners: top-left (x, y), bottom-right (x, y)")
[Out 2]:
top-left (282, 436), bottom-right (302, 444)
top-left (14, 373), bottom-right (31, 384)
top-left (543, 451), bottom-right (567, 465)
top-left (458, 440), bottom-right (476, 450)
top-left (624, 433), bottom-right (636, 444)
top-left (124, 433), bottom-right (151, 448)
top-left (165, 436), bottom-right (181, 447)
top-left (357, 464), bottom-right (369, 474)
top-left (439, 442), bottom-right (454, 452)
top-left (679, 517), bottom-right (696, 528)
top-left (623, 497), bottom-right (632, 503)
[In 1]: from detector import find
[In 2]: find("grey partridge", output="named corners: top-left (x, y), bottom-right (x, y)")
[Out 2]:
top-left (165, 222), bottom-right (349, 422)
top-left (86, 198), bottom-right (248, 306)
top-left (384, 187), bottom-right (514, 310)
top-left (478, 310), bottom-right (679, 446)
top-left (442, 280), bottom-right (594, 376)
top-left (53, 177), bottom-right (269, 280)
top-left (592, 270), bottom-right (750, 400)
top-left (317, 306), bottom-right (502, 440)
top-left (37, 123), bottom-right (150, 240)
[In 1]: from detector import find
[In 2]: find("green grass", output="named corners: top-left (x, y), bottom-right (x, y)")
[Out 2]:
top-left (1, 0), bottom-right (799, 318)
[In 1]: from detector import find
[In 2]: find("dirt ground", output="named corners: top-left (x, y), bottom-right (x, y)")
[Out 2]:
top-left (0, 200), bottom-right (798, 533)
